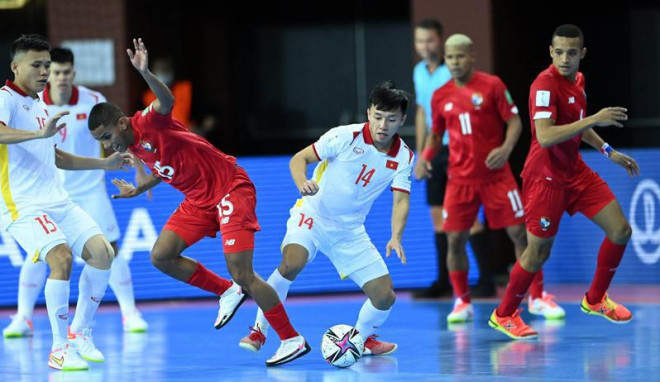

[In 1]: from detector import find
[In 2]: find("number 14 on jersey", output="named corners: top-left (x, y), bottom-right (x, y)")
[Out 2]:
top-left (355, 164), bottom-right (375, 187)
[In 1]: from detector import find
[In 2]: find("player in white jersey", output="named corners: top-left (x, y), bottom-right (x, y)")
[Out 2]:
top-left (0, 35), bottom-right (130, 371)
top-left (239, 81), bottom-right (413, 357)
top-left (3, 48), bottom-right (148, 339)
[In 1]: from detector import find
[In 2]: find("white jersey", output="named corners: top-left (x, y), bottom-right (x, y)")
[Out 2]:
top-left (0, 80), bottom-right (69, 227)
top-left (302, 123), bottom-right (414, 228)
top-left (40, 85), bottom-right (106, 198)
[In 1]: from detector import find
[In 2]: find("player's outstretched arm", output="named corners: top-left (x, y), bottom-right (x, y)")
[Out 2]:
top-left (415, 131), bottom-right (441, 180)
top-left (55, 148), bottom-right (132, 171)
top-left (0, 111), bottom-right (69, 144)
top-left (290, 145), bottom-right (320, 196)
top-left (386, 190), bottom-right (409, 264)
top-left (111, 174), bottom-right (162, 199)
top-left (485, 114), bottom-right (522, 169)
top-left (127, 38), bottom-right (174, 114)
top-left (535, 107), bottom-right (628, 148)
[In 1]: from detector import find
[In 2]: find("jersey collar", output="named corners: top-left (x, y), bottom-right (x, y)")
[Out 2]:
top-left (4, 80), bottom-right (33, 98)
top-left (362, 123), bottom-right (401, 157)
top-left (43, 83), bottom-right (79, 105)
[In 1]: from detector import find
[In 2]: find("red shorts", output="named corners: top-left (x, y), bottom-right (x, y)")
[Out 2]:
top-left (523, 167), bottom-right (615, 238)
top-left (443, 174), bottom-right (525, 231)
top-left (163, 166), bottom-right (261, 253)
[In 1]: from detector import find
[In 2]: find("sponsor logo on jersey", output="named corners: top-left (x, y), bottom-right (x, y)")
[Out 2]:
top-left (23, 104), bottom-right (29, 111)
top-left (224, 239), bottom-right (235, 246)
top-left (568, 96), bottom-right (575, 104)
top-left (353, 147), bottom-right (364, 155)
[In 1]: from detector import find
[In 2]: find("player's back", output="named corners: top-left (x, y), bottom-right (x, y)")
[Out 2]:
top-left (303, 123), bottom-right (413, 228)
top-left (0, 81), bottom-right (68, 226)
top-left (522, 64), bottom-right (587, 185)
top-left (42, 85), bottom-right (106, 197)
top-left (431, 71), bottom-right (517, 183)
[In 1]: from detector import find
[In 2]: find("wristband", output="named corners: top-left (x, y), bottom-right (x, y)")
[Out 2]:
top-left (600, 143), bottom-right (613, 158)
top-left (422, 147), bottom-right (437, 162)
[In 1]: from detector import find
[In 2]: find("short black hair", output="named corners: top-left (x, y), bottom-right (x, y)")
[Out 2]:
top-left (552, 24), bottom-right (584, 46)
top-left (50, 47), bottom-right (74, 65)
top-left (368, 81), bottom-right (409, 115)
top-left (415, 19), bottom-right (443, 37)
top-left (10, 34), bottom-right (50, 60)
top-left (88, 102), bottom-right (125, 131)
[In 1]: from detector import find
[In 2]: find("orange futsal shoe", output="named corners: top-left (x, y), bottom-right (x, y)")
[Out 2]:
top-left (581, 293), bottom-right (632, 324)
top-left (363, 335), bottom-right (397, 356)
top-left (488, 309), bottom-right (538, 340)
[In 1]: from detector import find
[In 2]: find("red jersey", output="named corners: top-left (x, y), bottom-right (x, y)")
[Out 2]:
top-left (128, 105), bottom-right (237, 209)
top-left (522, 64), bottom-right (588, 186)
top-left (431, 71), bottom-right (518, 184)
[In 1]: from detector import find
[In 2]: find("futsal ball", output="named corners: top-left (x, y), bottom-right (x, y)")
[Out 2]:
top-left (321, 324), bottom-right (365, 368)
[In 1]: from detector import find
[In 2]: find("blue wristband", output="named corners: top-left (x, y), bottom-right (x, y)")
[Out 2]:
top-left (601, 143), bottom-right (613, 158)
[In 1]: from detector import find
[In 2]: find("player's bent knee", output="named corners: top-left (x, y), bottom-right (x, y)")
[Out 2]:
top-left (150, 249), bottom-right (176, 272)
top-left (83, 235), bottom-right (115, 269)
top-left (371, 290), bottom-right (396, 310)
top-left (45, 245), bottom-right (74, 278)
top-left (609, 222), bottom-right (632, 244)
top-left (229, 268), bottom-right (254, 287)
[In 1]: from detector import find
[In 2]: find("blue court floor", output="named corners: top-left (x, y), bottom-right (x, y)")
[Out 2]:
top-left (1, 290), bottom-right (659, 382)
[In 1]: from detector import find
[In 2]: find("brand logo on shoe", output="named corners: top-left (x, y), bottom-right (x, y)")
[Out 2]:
top-left (91, 296), bottom-right (101, 303)
top-left (50, 355), bottom-right (64, 367)
top-left (504, 322), bottom-right (516, 331)
top-left (58, 314), bottom-right (68, 320)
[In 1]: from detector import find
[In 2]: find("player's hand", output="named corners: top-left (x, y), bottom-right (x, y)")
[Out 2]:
top-left (609, 150), bottom-right (641, 177)
top-left (591, 107), bottom-right (628, 128)
top-left (298, 179), bottom-right (319, 196)
top-left (41, 111), bottom-right (69, 139)
top-left (485, 145), bottom-right (512, 169)
top-left (127, 38), bottom-right (149, 74)
top-left (111, 179), bottom-right (140, 199)
top-left (414, 158), bottom-right (432, 180)
top-left (104, 152), bottom-right (133, 171)
top-left (386, 238), bottom-right (406, 265)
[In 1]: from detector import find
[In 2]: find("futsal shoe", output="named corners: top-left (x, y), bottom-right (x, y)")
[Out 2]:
top-left (214, 282), bottom-right (248, 329)
top-left (123, 311), bottom-right (149, 333)
top-left (528, 292), bottom-right (566, 320)
top-left (68, 328), bottom-right (105, 363)
top-left (48, 343), bottom-right (89, 371)
top-left (580, 293), bottom-right (632, 324)
top-left (2, 314), bottom-right (33, 338)
top-left (488, 309), bottom-right (538, 340)
top-left (266, 335), bottom-right (311, 366)
top-left (239, 325), bottom-right (266, 352)
top-left (363, 335), bottom-right (397, 356)
top-left (447, 298), bottom-right (474, 323)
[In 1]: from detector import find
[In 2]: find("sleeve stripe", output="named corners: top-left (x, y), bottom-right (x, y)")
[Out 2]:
top-left (391, 187), bottom-right (410, 194)
top-left (312, 144), bottom-right (321, 161)
top-left (533, 111), bottom-right (553, 119)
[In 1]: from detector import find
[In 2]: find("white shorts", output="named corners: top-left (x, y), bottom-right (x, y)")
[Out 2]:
top-left (6, 200), bottom-right (104, 263)
top-left (69, 185), bottom-right (120, 243)
top-left (281, 205), bottom-right (388, 285)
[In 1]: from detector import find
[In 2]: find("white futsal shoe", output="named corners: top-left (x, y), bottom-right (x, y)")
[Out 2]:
top-left (214, 282), bottom-right (247, 329)
top-left (48, 343), bottom-right (89, 371)
top-left (3, 314), bottom-right (33, 338)
top-left (528, 292), bottom-right (566, 320)
top-left (68, 328), bottom-right (105, 363)
top-left (266, 335), bottom-right (311, 366)
top-left (123, 311), bottom-right (149, 333)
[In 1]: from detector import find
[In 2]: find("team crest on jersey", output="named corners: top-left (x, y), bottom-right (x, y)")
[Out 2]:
top-left (353, 147), bottom-right (364, 155)
top-left (444, 102), bottom-right (453, 111)
top-left (471, 92), bottom-right (484, 109)
top-left (540, 217), bottom-right (551, 231)
top-left (140, 141), bottom-right (156, 153)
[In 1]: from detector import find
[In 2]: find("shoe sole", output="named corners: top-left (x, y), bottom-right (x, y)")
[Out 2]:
top-left (447, 315), bottom-right (473, 324)
top-left (488, 318), bottom-right (538, 340)
top-left (215, 292), bottom-right (248, 330)
top-left (80, 354), bottom-right (104, 363)
top-left (363, 343), bottom-right (398, 356)
top-left (238, 341), bottom-right (262, 353)
top-left (3, 332), bottom-right (32, 338)
top-left (265, 341), bottom-right (312, 367)
top-left (528, 310), bottom-right (566, 320)
top-left (125, 328), bottom-right (148, 333)
top-left (580, 304), bottom-right (633, 324)
top-left (48, 363), bottom-right (89, 371)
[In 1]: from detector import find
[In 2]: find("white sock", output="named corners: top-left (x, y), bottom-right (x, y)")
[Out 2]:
top-left (44, 278), bottom-right (70, 349)
top-left (70, 265), bottom-right (110, 333)
top-left (355, 299), bottom-right (391, 339)
top-left (108, 253), bottom-right (137, 317)
top-left (254, 269), bottom-right (292, 337)
top-left (17, 260), bottom-right (48, 318)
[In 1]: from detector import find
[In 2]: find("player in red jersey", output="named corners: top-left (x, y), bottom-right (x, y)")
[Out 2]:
top-left (416, 34), bottom-right (563, 323)
top-left (489, 25), bottom-right (640, 340)
top-left (88, 38), bottom-right (310, 366)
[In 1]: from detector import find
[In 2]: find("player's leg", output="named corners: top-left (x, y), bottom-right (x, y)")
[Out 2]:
top-left (415, 146), bottom-right (451, 298)
top-left (577, 176), bottom-right (633, 323)
top-left (3, 260), bottom-right (46, 338)
top-left (353, 260), bottom-right (397, 356)
top-left (468, 215), bottom-right (495, 297)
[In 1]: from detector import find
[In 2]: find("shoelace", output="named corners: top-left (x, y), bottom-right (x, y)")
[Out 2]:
top-left (365, 334), bottom-right (379, 345)
top-left (247, 326), bottom-right (265, 342)
top-left (602, 295), bottom-right (618, 311)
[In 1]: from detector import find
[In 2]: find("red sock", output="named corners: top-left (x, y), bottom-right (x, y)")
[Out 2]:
top-left (449, 270), bottom-right (470, 303)
top-left (586, 237), bottom-right (626, 304)
top-left (497, 262), bottom-right (537, 317)
top-left (186, 262), bottom-right (232, 295)
top-left (264, 302), bottom-right (298, 340)
top-left (529, 269), bottom-right (544, 299)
